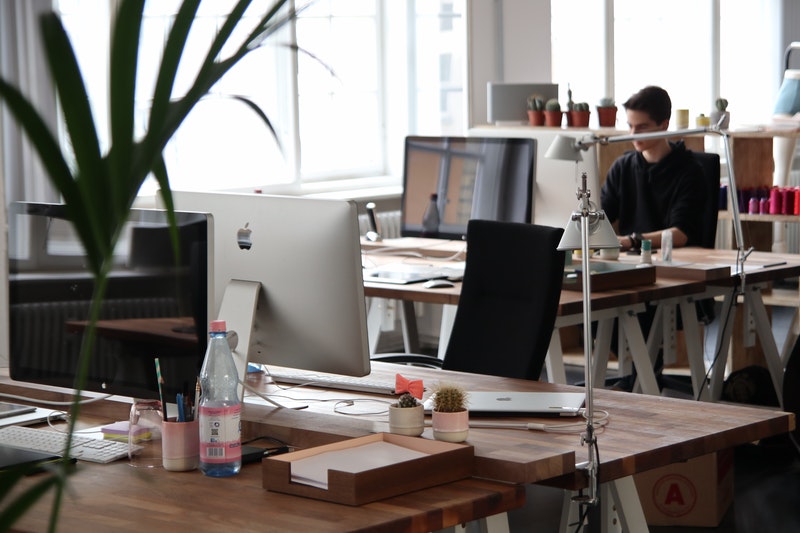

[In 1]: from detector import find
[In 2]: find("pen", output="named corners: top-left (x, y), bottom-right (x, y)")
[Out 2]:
top-left (176, 393), bottom-right (185, 422)
top-left (154, 358), bottom-right (167, 421)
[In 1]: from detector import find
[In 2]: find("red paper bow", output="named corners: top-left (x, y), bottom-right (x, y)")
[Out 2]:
top-left (395, 374), bottom-right (424, 399)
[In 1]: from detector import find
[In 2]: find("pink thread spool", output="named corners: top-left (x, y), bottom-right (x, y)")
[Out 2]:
top-left (748, 197), bottom-right (759, 214)
top-left (784, 188), bottom-right (795, 215)
top-left (770, 187), bottom-right (783, 214)
top-left (760, 197), bottom-right (770, 214)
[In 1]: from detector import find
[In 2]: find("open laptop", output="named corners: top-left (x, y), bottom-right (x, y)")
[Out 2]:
top-left (424, 391), bottom-right (585, 417)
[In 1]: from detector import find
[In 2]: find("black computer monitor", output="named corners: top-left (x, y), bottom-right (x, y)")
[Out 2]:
top-left (7, 202), bottom-right (211, 400)
top-left (170, 191), bottom-right (370, 380)
top-left (400, 136), bottom-right (535, 240)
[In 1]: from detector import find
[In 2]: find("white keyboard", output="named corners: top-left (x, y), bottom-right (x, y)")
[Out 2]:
top-left (0, 425), bottom-right (140, 464)
top-left (267, 369), bottom-right (397, 396)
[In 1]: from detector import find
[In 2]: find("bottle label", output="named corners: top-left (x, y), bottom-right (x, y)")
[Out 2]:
top-left (199, 404), bottom-right (242, 463)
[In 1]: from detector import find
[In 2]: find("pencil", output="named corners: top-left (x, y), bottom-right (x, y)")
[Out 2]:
top-left (154, 358), bottom-right (167, 421)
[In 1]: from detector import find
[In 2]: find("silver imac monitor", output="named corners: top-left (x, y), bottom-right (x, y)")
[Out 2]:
top-left (170, 191), bottom-right (370, 380)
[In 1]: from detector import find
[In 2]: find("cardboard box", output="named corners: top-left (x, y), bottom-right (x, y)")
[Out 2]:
top-left (634, 449), bottom-right (734, 527)
top-left (263, 432), bottom-right (474, 505)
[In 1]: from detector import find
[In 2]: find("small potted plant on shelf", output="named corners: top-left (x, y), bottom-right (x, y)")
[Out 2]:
top-left (596, 97), bottom-right (617, 127)
top-left (711, 97), bottom-right (730, 129)
top-left (570, 102), bottom-right (591, 127)
top-left (430, 383), bottom-right (469, 443)
top-left (527, 94), bottom-right (545, 126)
top-left (544, 98), bottom-right (563, 127)
top-left (388, 393), bottom-right (425, 437)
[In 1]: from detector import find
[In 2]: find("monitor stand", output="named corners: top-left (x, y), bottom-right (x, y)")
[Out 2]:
top-left (216, 279), bottom-right (260, 402)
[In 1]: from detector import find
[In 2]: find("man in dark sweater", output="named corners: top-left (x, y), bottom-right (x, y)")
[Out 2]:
top-left (600, 86), bottom-right (708, 391)
top-left (602, 85), bottom-right (706, 253)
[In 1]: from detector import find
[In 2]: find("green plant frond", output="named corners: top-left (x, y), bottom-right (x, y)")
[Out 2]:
top-left (147, 0), bottom-right (202, 139)
top-left (227, 95), bottom-right (282, 151)
top-left (108, 0), bottom-right (145, 208)
top-left (246, 0), bottom-right (304, 52)
top-left (151, 157), bottom-right (181, 265)
top-left (199, 0), bottom-right (253, 74)
top-left (0, 472), bottom-right (62, 531)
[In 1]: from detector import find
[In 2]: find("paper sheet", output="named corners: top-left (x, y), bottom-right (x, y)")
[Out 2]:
top-left (290, 441), bottom-right (428, 489)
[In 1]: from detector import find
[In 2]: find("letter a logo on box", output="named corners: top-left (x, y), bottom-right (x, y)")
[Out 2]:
top-left (653, 474), bottom-right (697, 518)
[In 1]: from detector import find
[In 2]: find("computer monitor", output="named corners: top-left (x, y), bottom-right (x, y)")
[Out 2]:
top-left (7, 202), bottom-right (211, 400)
top-left (169, 191), bottom-right (370, 383)
top-left (400, 136), bottom-right (535, 240)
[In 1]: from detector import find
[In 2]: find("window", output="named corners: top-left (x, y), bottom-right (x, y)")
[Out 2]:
top-left (551, 0), bottom-right (782, 130)
top-left (55, 0), bottom-right (467, 197)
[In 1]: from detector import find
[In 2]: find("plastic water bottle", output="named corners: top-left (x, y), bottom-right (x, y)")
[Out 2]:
top-left (421, 193), bottom-right (440, 237)
top-left (198, 320), bottom-right (242, 477)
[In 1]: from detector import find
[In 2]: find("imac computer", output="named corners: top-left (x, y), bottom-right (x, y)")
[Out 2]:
top-left (400, 136), bottom-right (535, 240)
top-left (7, 202), bottom-right (211, 400)
top-left (169, 191), bottom-right (371, 388)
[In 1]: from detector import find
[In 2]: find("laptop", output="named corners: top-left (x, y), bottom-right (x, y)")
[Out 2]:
top-left (0, 408), bottom-right (66, 429)
top-left (362, 262), bottom-right (465, 285)
top-left (424, 391), bottom-right (585, 417)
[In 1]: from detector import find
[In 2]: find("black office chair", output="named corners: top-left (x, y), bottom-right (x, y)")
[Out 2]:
top-left (373, 219), bottom-right (566, 381)
top-left (692, 151), bottom-right (722, 249)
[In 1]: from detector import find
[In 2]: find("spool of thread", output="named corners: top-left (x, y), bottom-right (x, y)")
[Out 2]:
top-left (784, 188), bottom-right (795, 215)
top-left (748, 197), bottom-right (759, 214)
top-left (640, 239), bottom-right (652, 265)
top-left (719, 185), bottom-right (728, 210)
top-left (760, 197), bottom-right (770, 214)
top-left (795, 188), bottom-right (800, 215)
top-left (770, 187), bottom-right (783, 214)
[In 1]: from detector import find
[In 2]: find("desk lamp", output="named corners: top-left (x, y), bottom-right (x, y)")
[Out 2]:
top-left (545, 124), bottom-right (748, 511)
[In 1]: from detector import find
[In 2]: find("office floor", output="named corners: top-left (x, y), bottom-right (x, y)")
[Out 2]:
top-left (507, 303), bottom-right (800, 532)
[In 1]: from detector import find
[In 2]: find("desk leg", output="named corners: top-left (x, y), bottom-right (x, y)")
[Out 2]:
top-left (437, 304), bottom-right (457, 360)
top-left (710, 292), bottom-right (737, 401)
top-left (619, 309), bottom-right (660, 395)
top-left (367, 298), bottom-right (385, 355)
top-left (399, 300), bottom-right (421, 354)
top-left (678, 299), bottom-right (706, 400)
top-left (560, 477), bottom-right (649, 533)
top-left (593, 318), bottom-right (615, 388)
top-left (744, 287), bottom-right (785, 407)
top-left (546, 329), bottom-right (568, 384)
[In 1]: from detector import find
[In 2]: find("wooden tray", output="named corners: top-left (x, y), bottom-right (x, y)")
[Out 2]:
top-left (263, 432), bottom-right (474, 506)
top-left (562, 261), bottom-right (656, 292)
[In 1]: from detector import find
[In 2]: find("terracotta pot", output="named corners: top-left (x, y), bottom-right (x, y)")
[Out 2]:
top-left (431, 410), bottom-right (469, 442)
top-left (388, 405), bottom-right (424, 437)
top-left (527, 110), bottom-right (545, 126)
top-left (570, 110), bottom-right (590, 128)
top-left (544, 110), bottom-right (563, 128)
top-left (597, 106), bottom-right (617, 127)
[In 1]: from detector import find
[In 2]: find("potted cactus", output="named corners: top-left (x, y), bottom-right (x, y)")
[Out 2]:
top-left (527, 94), bottom-right (545, 126)
top-left (388, 393), bottom-right (425, 437)
top-left (570, 102), bottom-right (591, 127)
top-left (544, 98), bottom-right (563, 127)
top-left (430, 383), bottom-right (469, 443)
top-left (711, 97), bottom-right (730, 129)
top-left (596, 97), bottom-right (617, 127)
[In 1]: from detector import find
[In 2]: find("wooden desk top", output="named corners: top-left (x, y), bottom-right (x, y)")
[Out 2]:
top-left (241, 363), bottom-right (794, 490)
top-left (6, 449), bottom-right (523, 533)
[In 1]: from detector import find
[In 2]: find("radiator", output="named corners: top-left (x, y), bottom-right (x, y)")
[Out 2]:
top-left (358, 210), bottom-right (402, 239)
top-left (10, 297), bottom-right (180, 380)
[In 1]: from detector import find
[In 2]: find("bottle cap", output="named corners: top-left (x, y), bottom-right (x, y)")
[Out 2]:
top-left (210, 320), bottom-right (227, 333)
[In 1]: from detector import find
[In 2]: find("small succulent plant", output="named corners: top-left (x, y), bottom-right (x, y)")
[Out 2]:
top-left (545, 98), bottom-right (561, 112)
top-left (598, 96), bottom-right (616, 108)
top-left (715, 97), bottom-right (729, 112)
top-left (527, 94), bottom-right (544, 111)
top-left (395, 392), bottom-right (420, 408)
top-left (432, 383), bottom-right (468, 413)
top-left (573, 102), bottom-right (590, 112)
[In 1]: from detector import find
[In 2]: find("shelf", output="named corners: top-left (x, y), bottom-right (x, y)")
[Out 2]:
top-left (718, 210), bottom-right (800, 223)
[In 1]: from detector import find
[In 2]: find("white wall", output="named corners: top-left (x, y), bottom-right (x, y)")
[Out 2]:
top-left (467, 0), bottom-right (552, 128)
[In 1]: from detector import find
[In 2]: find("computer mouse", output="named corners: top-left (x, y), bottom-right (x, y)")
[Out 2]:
top-left (423, 279), bottom-right (455, 289)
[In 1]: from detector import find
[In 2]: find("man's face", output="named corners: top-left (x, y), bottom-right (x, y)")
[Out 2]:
top-left (626, 109), bottom-right (669, 152)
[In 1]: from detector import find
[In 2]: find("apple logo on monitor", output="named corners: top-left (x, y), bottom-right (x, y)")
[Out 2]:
top-left (237, 222), bottom-right (252, 250)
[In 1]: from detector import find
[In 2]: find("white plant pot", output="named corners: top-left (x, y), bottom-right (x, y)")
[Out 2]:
top-left (431, 410), bottom-right (469, 443)
top-left (388, 405), bottom-right (424, 437)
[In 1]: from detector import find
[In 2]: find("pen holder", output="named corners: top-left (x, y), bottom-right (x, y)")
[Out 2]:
top-left (162, 418), bottom-right (199, 471)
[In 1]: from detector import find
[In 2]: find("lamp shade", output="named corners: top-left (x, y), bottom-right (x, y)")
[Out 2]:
top-left (557, 208), bottom-right (620, 251)
top-left (545, 134), bottom-right (583, 162)
top-left (774, 69), bottom-right (800, 115)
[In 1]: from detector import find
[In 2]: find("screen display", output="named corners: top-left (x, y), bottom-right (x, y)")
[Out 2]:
top-left (400, 136), bottom-right (535, 240)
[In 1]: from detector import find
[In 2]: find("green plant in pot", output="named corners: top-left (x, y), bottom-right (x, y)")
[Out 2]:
top-left (711, 97), bottom-right (730, 129)
top-left (0, 0), bottom-right (300, 530)
top-left (430, 383), bottom-right (469, 443)
top-left (544, 98), bottom-right (563, 127)
top-left (388, 393), bottom-right (424, 437)
top-left (596, 96), bottom-right (617, 127)
top-left (526, 94), bottom-right (545, 126)
top-left (570, 102), bottom-right (591, 128)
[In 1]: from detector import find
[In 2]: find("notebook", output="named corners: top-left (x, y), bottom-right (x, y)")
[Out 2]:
top-left (362, 262), bottom-right (465, 285)
top-left (424, 391), bottom-right (586, 417)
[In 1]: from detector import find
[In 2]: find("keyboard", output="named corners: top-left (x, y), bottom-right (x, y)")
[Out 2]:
top-left (0, 425), bottom-right (140, 464)
top-left (267, 369), bottom-right (397, 396)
